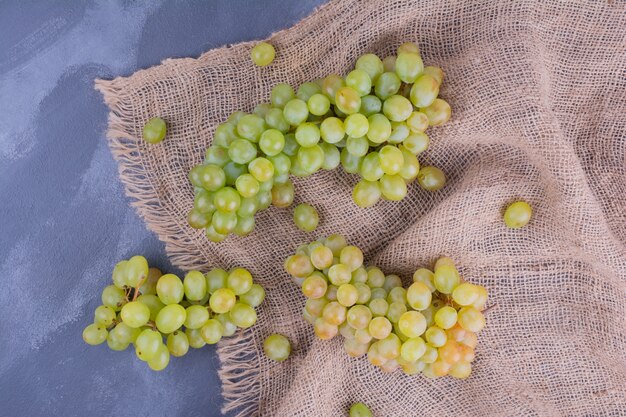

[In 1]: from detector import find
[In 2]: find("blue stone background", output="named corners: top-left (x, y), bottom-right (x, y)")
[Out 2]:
top-left (0, 1), bottom-right (326, 415)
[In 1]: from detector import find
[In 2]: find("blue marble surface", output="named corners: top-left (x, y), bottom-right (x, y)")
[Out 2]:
top-left (0, 1), bottom-right (325, 415)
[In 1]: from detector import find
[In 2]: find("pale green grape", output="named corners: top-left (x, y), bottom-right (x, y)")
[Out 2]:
top-left (108, 322), bottom-right (135, 344)
top-left (320, 117), bottom-right (345, 144)
top-left (297, 81), bottom-right (321, 101)
top-left (293, 203), bottom-right (319, 232)
top-left (185, 328), bottom-right (206, 349)
top-left (147, 343), bottom-right (170, 371)
top-left (302, 274), bottom-right (327, 299)
top-left (256, 190), bottom-right (273, 210)
top-left (137, 294), bottom-right (164, 321)
top-left (284, 253), bottom-right (314, 278)
top-left (322, 301), bottom-right (347, 325)
top-left (236, 114), bottom-right (265, 142)
top-left (388, 121), bottom-right (410, 144)
top-left (406, 111), bottom-right (429, 132)
top-left (417, 166), bottom-right (446, 191)
top-left (194, 189), bottom-right (216, 214)
top-left (229, 302), bottom-right (257, 329)
top-left (398, 42), bottom-right (420, 55)
top-left (155, 304), bottom-right (186, 334)
top-left (383, 95), bottom-right (413, 122)
top-left (452, 283), bottom-right (479, 306)
top-left (184, 305), bottom-right (210, 329)
top-left (335, 86), bottom-right (361, 114)
top-left (283, 99), bottom-right (309, 126)
top-left (403, 132), bottom-right (429, 155)
top-left (378, 145), bottom-right (404, 175)
top-left (234, 174), bottom-right (260, 199)
top-left (212, 210), bottom-right (237, 234)
top-left (320, 142), bottom-right (341, 170)
top-left (386, 286), bottom-right (406, 304)
top-left (120, 301), bottom-right (150, 328)
top-left (183, 270), bottom-right (207, 301)
top-left (305, 297), bottom-right (328, 317)
top-left (374, 72), bottom-right (401, 99)
top-left (421, 344), bottom-right (439, 363)
top-left (263, 334), bottom-right (291, 361)
top-left (223, 161), bottom-right (248, 185)
top-left (346, 136), bottom-right (369, 157)
top-left (386, 301), bottom-right (407, 323)
top-left (344, 337), bottom-right (368, 357)
top-left (328, 263), bottom-right (352, 286)
top-left (271, 180), bottom-right (294, 208)
top-left (209, 288), bottom-right (237, 314)
top-left (142, 117), bottom-right (166, 144)
top-left (200, 319), bottom-right (224, 344)
top-left (270, 83), bottom-right (295, 109)
top-left (421, 98), bottom-right (451, 126)
top-left (314, 317), bottom-right (338, 340)
top-left (504, 201), bottom-right (532, 229)
top-left (258, 177), bottom-right (274, 192)
top-left (355, 53), bottom-right (384, 82)
top-left (410, 74), bottom-right (439, 108)
top-left (457, 307), bottom-right (485, 332)
top-left (434, 306), bottom-right (458, 330)
top-left (351, 179), bottom-right (381, 208)
top-left (265, 108), bottom-right (290, 132)
top-left (107, 334), bottom-right (129, 351)
top-left (369, 316), bottom-right (392, 340)
top-left (307, 93), bottom-right (331, 116)
top-left (368, 298), bottom-right (389, 318)
top-left (360, 152), bottom-right (384, 181)
top-left (259, 129), bottom-right (285, 156)
top-left (383, 55), bottom-right (396, 72)
top-left (251, 42), bottom-right (275, 66)
top-left (294, 122), bottom-right (320, 147)
top-left (347, 305), bottom-right (372, 329)
top-left (423, 66), bottom-right (444, 85)
top-left (213, 123), bottom-right (237, 148)
top-left (167, 331), bottom-right (189, 357)
top-left (197, 165), bottom-right (227, 191)
top-left (254, 103), bottom-right (271, 118)
top-left (227, 268), bottom-right (253, 295)
top-left (400, 337), bottom-right (426, 362)
top-left (425, 326), bottom-right (447, 347)
top-left (337, 283), bottom-right (358, 307)
top-left (94, 305), bottom-right (116, 326)
top-left (366, 114), bottom-right (391, 143)
top-left (399, 146), bottom-right (420, 181)
top-left (135, 329), bottom-right (162, 361)
top-left (237, 284), bottom-right (264, 309)
top-left (378, 333), bottom-right (401, 359)
top-left (359, 95), bottom-right (382, 116)
top-left (322, 74), bottom-right (345, 104)
top-left (248, 157), bottom-right (274, 183)
top-left (228, 139), bottom-right (257, 165)
top-left (326, 285), bottom-right (338, 301)
top-left (395, 53), bottom-right (424, 83)
top-left (379, 174), bottom-right (407, 200)
top-left (370, 287), bottom-right (387, 301)
top-left (205, 268), bottom-right (227, 293)
top-left (156, 274), bottom-right (184, 305)
top-left (309, 245), bottom-right (332, 270)
top-left (214, 187), bottom-right (243, 213)
top-left (413, 268), bottom-right (435, 292)
top-left (345, 69), bottom-right (372, 96)
top-left (366, 267), bottom-right (385, 288)
top-left (354, 282), bottom-right (371, 304)
top-left (433, 265), bottom-right (460, 294)
top-left (449, 361), bottom-right (472, 379)
top-left (344, 114), bottom-right (369, 139)
top-left (398, 311), bottom-right (427, 338)
top-left (340, 148), bottom-right (362, 174)
top-left (187, 209), bottom-right (212, 229)
top-left (83, 323), bottom-right (107, 345)
top-left (297, 144), bottom-right (325, 173)
top-left (111, 260), bottom-right (130, 289)
top-left (324, 233), bottom-right (347, 255)
top-left (268, 153), bottom-right (291, 176)
top-left (204, 146), bottom-right (230, 167)
top-left (340, 246), bottom-right (363, 272)
top-left (214, 313), bottom-right (236, 337)
top-left (406, 282), bottom-right (432, 310)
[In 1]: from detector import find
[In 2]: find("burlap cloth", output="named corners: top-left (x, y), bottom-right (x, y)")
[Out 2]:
top-left (95, 0), bottom-right (626, 415)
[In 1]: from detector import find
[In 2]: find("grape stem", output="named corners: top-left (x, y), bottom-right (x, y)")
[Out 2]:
top-left (483, 303), bottom-right (497, 314)
top-left (131, 274), bottom-right (147, 302)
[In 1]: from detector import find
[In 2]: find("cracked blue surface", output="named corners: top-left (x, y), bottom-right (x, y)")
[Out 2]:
top-left (0, 1), bottom-right (325, 415)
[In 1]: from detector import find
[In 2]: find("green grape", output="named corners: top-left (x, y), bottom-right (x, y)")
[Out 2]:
top-left (378, 333), bottom-right (401, 359)
top-left (120, 301), bottom-right (150, 328)
top-left (263, 334), bottom-right (291, 361)
top-left (347, 305), bottom-right (372, 329)
top-left (310, 245), bottom-right (334, 269)
top-left (187, 209), bottom-right (211, 229)
top-left (258, 129), bottom-right (285, 156)
top-left (214, 186), bottom-right (241, 212)
top-left (326, 285), bottom-right (338, 301)
top-left (248, 157), bottom-right (274, 183)
top-left (359, 95), bottom-right (382, 116)
top-left (271, 180), bottom-right (294, 208)
top-left (383, 95), bottom-right (413, 122)
top-left (337, 148), bottom-right (360, 174)
top-left (258, 177), bottom-right (274, 192)
top-left (182, 270), bottom-right (206, 301)
top-left (449, 361), bottom-right (472, 379)
top-left (254, 103), bottom-right (272, 118)
top-left (366, 267), bottom-right (385, 288)
top-left (421, 344), bottom-right (439, 363)
top-left (401, 359), bottom-right (425, 375)
top-left (383, 274), bottom-right (402, 292)
top-left (204, 146), bottom-right (231, 168)
top-left (413, 268), bottom-right (435, 292)
top-left (421, 98), bottom-right (451, 126)
top-left (140, 267), bottom-right (162, 296)
top-left (314, 317), bottom-right (338, 340)
top-left (403, 132), bottom-right (429, 155)
top-left (213, 123), bottom-right (237, 148)
top-left (410, 74), bottom-right (439, 108)
top-left (345, 69), bottom-right (372, 96)
top-left (265, 108), bottom-right (290, 132)
top-left (227, 268), bottom-right (253, 295)
top-left (368, 298), bottom-right (389, 317)
top-left (366, 114), bottom-right (391, 143)
top-left (83, 323), bottom-right (107, 345)
top-left (433, 265), bottom-right (460, 294)
top-left (297, 145), bottom-right (325, 173)
top-left (434, 306), bottom-right (458, 329)
top-left (504, 201), bottom-right (532, 229)
top-left (406, 282), bottom-right (432, 310)
top-left (379, 174), bottom-right (407, 200)
top-left (297, 81), bottom-right (321, 101)
top-left (339, 246), bottom-right (363, 272)
top-left (228, 139), bottom-right (257, 165)
top-left (156, 274), bottom-right (184, 305)
top-left (205, 268), bottom-right (227, 293)
top-left (283, 99), bottom-right (309, 126)
top-left (106, 333), bottom-right (129, 351)
top-left (200, 319), bottom-right (224, 344)
top-left (108, 322), bottom-right (135, 345)
top-left (324, 233), bottom-right (347, 255)
top-left (184, 305), bottom-right (210, 329)
top-left (388, 121), bottom-right (410, 144)
top-left (354, 327), bottom-right (373, 344)
top-left (398, 311), bottom-right (427, 338)
top-left (321, 74), bottom-right (345, 104)
top-left (155, 304), bottom-right (186, 334)
top-left (328, 263), bottom-right (351, 286)
top-left (354, 282), bottom-right (372, 304)
top-left (386, 301), bottom-right (407, 323)
top-left (111, 260), bottom-right (129, 289)
top-left (322, 301), bottom-right (347, 325)
top-left (319, 142), bottom-right (340, 170)
top-left (370, 287), bottom-right (387, 301)
top-left (398, 42), bottom-right (420, 55)
top-left (425, 326), bottom-right (447, 347)
top-left (137, 294), bottom-right (164, 321)
top-left (344, 337), bottom-right (369, 358)
top-left (335, 86), bottom-right (361, 115)
top-left (399, 146), bottom-right (420, 181)
top-left (395, 53), bottom-right (424, 83)
top-left (209, 288), bottom-right (237, 314)
top-left (198, 165), bottom-right (227, 191)
top-left (194, 190), bottom-right (215, 214)
top-left (212, 210), bottom-right (237, 234)
top-left (378, 145), bottom-right (404, 175)
top-left (216, 313), bottom-right (238, 337)
top-left (307, 93), bottom-right (331, 116)
top-left (142, 117), bottom-right (167, 144)
top-left (251, 42), bottom-right (275, 66)
top-left (167, 331), bottom-right (189, 357)
top-left (406, 111), bottom-right (429, 133)
top-left (383, 55), bottom-right (396, 72)
top-left (374, 72), bottom-right (401, 100)
top-left (236, 114), bottom-right (265, 142)
top-left (185, 328), bottom-right (206, 349)
top-left (94, 305), bottom-right (116, 326)
top-left (268, 153), bottom-right (291, 176)
top-left (457, 307), bottom-right (485, 332)
top-left (239, 283), bottom-right (266, 307)
top-left (355, 53), bottom-right (384, 82)
top-left (305, 297), bottom-right (329, 317)
top-left (359, 152), bottom-right (384, 182)
top-left (320, 117), bottom-right (345, 144)
top-left (229, 303), bottom-right (257, 328)
top-left (222, 162), bottom-right (246, 186)
top-left (147, 343), bottom-right (170, 371)
top-left (234, 174), bottom-right (260, 199)
top-left (386, 286), bottom-right (406, 305)
top-left (256, 190), bottom-right (273, 210)
top-left (400, 337), bottom-right (426, 362)
top-left (346, 136), bottom-right (369, 157)
top-left (344, 114), bottom-right (369, 140)
top-left (417, 166), bottom-right (446, 191)
top-left (291, 203), bottom-right (318, 232)
top-left (270, 83), bottom-right (295, 109)
top-left (135, 329), bottom-right (162, 361)
top-left (423, 65), bottom-right (444, 85)
top-left (452, 283), bottom-right (479, 306)
top-left (352, 266), bottom-right (368, 284)
top-left (233, 215), bottom-right (255, 236)
top-left (369, 316), bottom-right (392, 340)
top-left (337, 283), bottom-right (358, 307)
top-left (294, 123), bottom-right (320, 147)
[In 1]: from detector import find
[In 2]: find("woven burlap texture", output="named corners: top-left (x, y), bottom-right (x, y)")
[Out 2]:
top-left (95, 0), bottom-right (626, 415)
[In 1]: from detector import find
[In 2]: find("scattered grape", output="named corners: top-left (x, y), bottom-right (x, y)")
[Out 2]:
top-left (263, 333), bottom-right (291, 361)
top-left (251, 42), bottom-right (275, 66)
top-left (504, 200), bottom-right (532, 229)
top-left (142, 117), bottom-right (166, 144)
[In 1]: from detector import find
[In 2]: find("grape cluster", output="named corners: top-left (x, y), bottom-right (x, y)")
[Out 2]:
top-left (82, 256), bottom-right (265, 371)
top-left (284, 235), bottom-right (488, 378)
top-left (188, 42), bottom-right (450, 242)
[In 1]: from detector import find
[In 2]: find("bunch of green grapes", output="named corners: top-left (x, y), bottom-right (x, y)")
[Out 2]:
top-left (284, 235), bottom-right (488, 378)
top-left (189, 42), bottom-right (450, 242)
top-left (82, 256), bottom-right (265, 371)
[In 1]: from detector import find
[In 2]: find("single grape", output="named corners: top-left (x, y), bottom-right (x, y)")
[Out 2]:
top-left (108, 322), bottom-right (135, 345)
top-left (184, 305), bottom-right (210, 329)
top-left (155, 304), bottom-right (186, 334)
top-left (452, 283), bottom-right (479, 306)
top-left (229, 302), bottom-right (257, 329)
top-left (297, 81), bottom-right (321, 101)
top-left (184, 328), bottom-right (206, 349)
top-left (265, 108), bottom-right (290, 132)
top-left (345, 69), bottom-right (372, 97)
top-left (370, 287), bottom-right (387, 301)
top-left (324, 234), bottom-right (347, 255)
top-left (204, 146), bottom-right (230, 167)
top-left (271, 180), bottom-right (294, 208)
top-left (395, 52), bottom-right (424, 83)
top-left (284, 253), bottom-right (314, 278)
top-left (433, 265), bottom-right (460, 294)
top-left (406, 111), bottom-right (429, 133)
top-left (302, 274), bottom-right (328, 299)
top-left (263, 334), bottom-right (291, 361)
top-left (425, 326), bottom-right (447, 347)
top-left (251, 42), bottom-right (275, 66)
top-left (340, 148), bottom-right (363, 174)
top-left (339, 246), bottom-right (363, 272)
top-left (294, 122), bottom-right (320, 148)
top-left (205, 268), bottom-right (227, 293)
top-left (136, 294), bottom-right (164, 321)
top-left (400, 337), bottom-right (427, 362)
top-left (222, 161), bottom-right (248, 186)
top-left (449, 361), bottom-right (472, 379)
top-left (388, 121), bottom-right (410, 144)
top-left (366, 114), bottom-right (391, 144)
top-left (504, 201), bottom-right (532, 229)
top-left (472, 285), bottom-right (488, 310)
top-left (142, 117), bottom-right (166, 144)
top-left (83, 323), bottom-right (107, 345)
top-left (248, 157), bottom-right (274, 183)
top-left (406, 282), bottom-right (432, 310)
top-left (378, 145), bottom-right (404, 175)
top-left (344, 338), bottom-right (369, 357)
top-left (200, 319), bottom-right (224, 344)
top-left (320, 117), bottom-right (345, 144)
top-left (236, 114), bottom-right (265, 142)
top-left (457, 307), bottom-right (486, 333)
top-left (344, 114), bottom-right (369, 139)
top-left (271, 83), bottom-right (296, 109)
top-left (167, 331), bottom-right (189, 357)
top-left (107, 334), bottom-right (129, 351)
top-left (360, 152), bottom-right (385, 181)
top-left (383, 55), bottom-right (396, 72)
top-left (94, 305), bottom-right (116, 326)
top-left (417, 166), bottom-right (446, 191)
top-left (209, 288), bottom-right (237, 314)
top-left (421, 98), bottom-right (451, 126)
top-left (182, 270), bottom-right (207, 301)
top-left (398, 311), bottom-right (427, 338)
top-left (227, 268), bottom-right (253, 295)
top-left (410, 74), bottom-right (439, 108)
top-left (337, 284), bottom-right (358, 307)
top-left (354, 282), bottom-right (372, 304)
top-left (310, 245), bottom-right (334, 269)
top-left (423, 66), bottom-right (444, 85)
top-left (305, 297), bottom-right (329, 317)
top-left (216, 313), bottom-right (238, 337)
top-left (369, 316), bottom-right (392, 340)
top-left (412, 268), bottom-right (435, 291)
top-left (360, 95), bottom-right (382, 116)
top-left (383, 95), bottom-right (413, 122)
top-left (328, 264), bottom-right (352, 286)
top-left (379, 174), bottom-right (407, 201)
top-left (314, 317), bottom-right (338, 340)
top-left (355, 54), bottom-right (384, 82)
top-left (335, 86), bottom-right (361, 115)
top-left (120, 301), bottom-right (151, 328)
top-left (352, 180), bottom-right (381, 208)
top-left (283, 99), bottom-right (309, 126)
top-left (322, 74), bottom-right (345, 104)
top-left (307, 93), bottom-right (331, 116)
top-left (322, 301), bottom-right (347, 325)
top-left (374, 72), bottom-right (401, 99)
top-left (398, 146), bottom-right (420, 182)
top-left (297, 145), bottom-right (325, 173)
top-left (434, 306), bottom-right (458, 330)
top-left (386, 302), bottom-right (407, 324)
top-left (403, 132), bottom-right (430, 155)
top-left (187, 209), bottom-right (211, 229)
top-left (347, 304), bottom-right (372, 329)
top-left (135, 329), bottom-right (162, 361)
top-left (147, 343), bottom-right (170, 371)
top-left (366, 267), bottom-right (385, 288)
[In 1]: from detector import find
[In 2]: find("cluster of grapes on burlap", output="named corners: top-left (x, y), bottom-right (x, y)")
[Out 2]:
top-left (82, 256), bottom-right (265, 370)
top-left (188, 42), bottom-right (450, 242)
top-left (284, 235), bottom-right (489, 378)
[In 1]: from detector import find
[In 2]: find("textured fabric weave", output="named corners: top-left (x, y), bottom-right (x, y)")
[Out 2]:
top-left (96, 0), bottom-right (626, 415)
